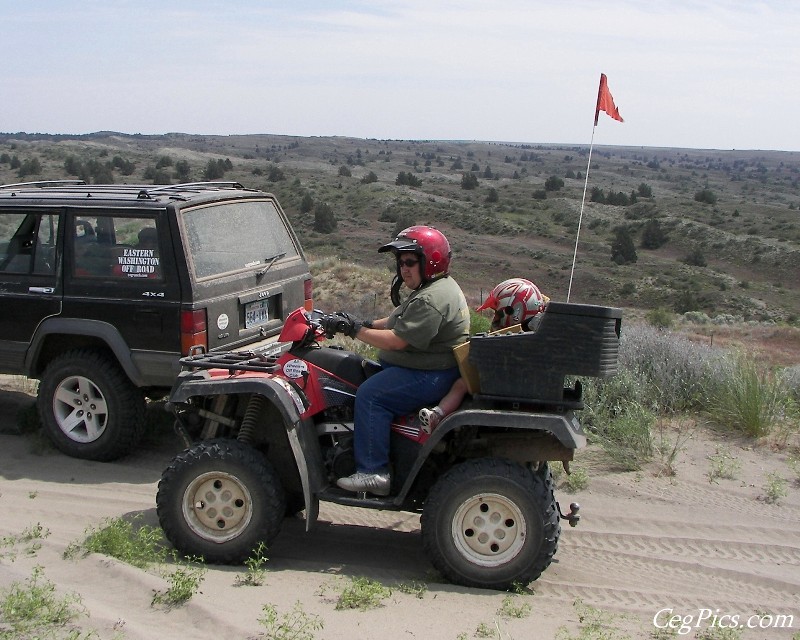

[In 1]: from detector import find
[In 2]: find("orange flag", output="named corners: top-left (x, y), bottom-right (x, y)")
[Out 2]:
top-left (595, 73), bottom-right (623, 125)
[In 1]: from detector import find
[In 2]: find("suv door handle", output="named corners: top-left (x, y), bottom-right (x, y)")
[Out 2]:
top-left (29, 287), bottom-right (55, 294)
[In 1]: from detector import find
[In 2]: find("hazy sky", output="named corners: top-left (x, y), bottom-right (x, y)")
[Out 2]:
top-left (3, 1), bottom-right (798, 151)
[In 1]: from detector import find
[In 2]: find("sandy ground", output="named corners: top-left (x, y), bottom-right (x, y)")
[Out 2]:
top-left (1, 377), bottom-right (799, 640)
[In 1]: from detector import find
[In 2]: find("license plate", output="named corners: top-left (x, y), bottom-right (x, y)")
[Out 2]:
top-left (245, 299), bottom-right (270, 328)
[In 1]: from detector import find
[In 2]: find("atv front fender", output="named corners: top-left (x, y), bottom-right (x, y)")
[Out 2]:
top-left (168, 372), bottom-right (324, 529)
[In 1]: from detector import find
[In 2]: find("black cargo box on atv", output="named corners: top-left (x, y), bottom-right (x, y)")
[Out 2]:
top-left (468, 302), bottom-right (622, 405)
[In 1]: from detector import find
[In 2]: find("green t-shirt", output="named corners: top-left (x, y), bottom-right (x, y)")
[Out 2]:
top-left (379, 276), bottom-right (470, 370)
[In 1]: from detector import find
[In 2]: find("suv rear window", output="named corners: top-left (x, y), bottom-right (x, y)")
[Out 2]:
top-left (183, 200), bottom-right (299, 279)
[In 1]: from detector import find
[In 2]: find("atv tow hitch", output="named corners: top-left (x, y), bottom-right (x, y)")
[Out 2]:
top-left (557, 502), bottom-right (581, 527)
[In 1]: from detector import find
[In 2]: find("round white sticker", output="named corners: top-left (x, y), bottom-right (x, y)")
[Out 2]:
top-left (217, 313), bottom-right (229, 330)
top-left (283, 359), bottom-right (309, 379)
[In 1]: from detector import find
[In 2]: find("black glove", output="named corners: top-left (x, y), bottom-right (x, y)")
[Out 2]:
top-left (320, 312), bottom-right (362, 338)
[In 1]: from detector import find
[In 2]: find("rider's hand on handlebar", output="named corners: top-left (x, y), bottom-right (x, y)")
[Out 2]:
top-left (319, 311), bottom-right (362, 338)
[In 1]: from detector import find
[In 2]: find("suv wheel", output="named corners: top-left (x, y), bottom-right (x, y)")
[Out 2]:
top-left (157, 439), bottom-right (286, 563)
top-left (37, 349), bottom-right (146, 461)
top-left (421, 458), bottom-right (560, 590)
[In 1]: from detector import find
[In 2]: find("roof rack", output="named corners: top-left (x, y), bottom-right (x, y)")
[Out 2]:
top-left (148, 181), bottom-right (245, 193)
top-left (137, 181), bottom-right (247, 200)
top-left (0, 179), bottom-right (87, 191)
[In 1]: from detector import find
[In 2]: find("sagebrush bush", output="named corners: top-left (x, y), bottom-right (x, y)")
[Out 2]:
top-left (580, 322), bottom-right (798, 466)
top-left (618, 324), bottom-right (726, 413)
top-left (780, 365), bottom-right (800, 402)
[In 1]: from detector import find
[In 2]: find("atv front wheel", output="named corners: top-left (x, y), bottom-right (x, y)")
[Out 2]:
top-left (157, 439), bottom-right (286, 564)
top-left (421, 458), bottom-right (559, 590)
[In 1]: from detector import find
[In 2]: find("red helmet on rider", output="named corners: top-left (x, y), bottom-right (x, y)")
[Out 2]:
top-left (379, 225), bottom-right (452, 282)
top-left (477, 277), bottom-right (548, 330)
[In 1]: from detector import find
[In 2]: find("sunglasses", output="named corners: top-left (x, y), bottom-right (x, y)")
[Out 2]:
top-left (398, 257), bottom-right (419, 268)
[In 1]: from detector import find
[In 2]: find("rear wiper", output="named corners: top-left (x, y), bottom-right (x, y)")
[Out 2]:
top-left (256, 252), bottom-right (286, 277)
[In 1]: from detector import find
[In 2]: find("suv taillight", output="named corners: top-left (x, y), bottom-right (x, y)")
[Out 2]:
top-left (181, 309), bottom-right (208, 355)
top-left (304, 277), bottom-right (313, 311)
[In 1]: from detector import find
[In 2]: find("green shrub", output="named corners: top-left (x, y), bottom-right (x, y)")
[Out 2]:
top-left (64, 515), bottom-right (167, 568)
top-left (564, 467), bottom-right (589, 492)
top-left (645, 307), bottom-right (674, 329)
top-left (0, 566), bottom-right (85, 638)
top-left (258, 601), bottom-right (323, 640)
top-left (335, 576), bottom-right (391, 611)
top-left (705, 353), bottom-right (785, 437)
top-left (152, 558), bottom-right (207, 608)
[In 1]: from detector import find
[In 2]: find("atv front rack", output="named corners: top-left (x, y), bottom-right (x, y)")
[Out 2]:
top-left (179, 351), bottom-right (281, 374)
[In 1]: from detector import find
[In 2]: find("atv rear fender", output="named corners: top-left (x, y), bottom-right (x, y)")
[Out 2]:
top-left (394, 408), bottom-right (585, 506)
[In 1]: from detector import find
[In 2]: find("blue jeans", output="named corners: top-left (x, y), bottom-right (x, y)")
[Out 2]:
top-left (353, 362), bottom-right (461, 474)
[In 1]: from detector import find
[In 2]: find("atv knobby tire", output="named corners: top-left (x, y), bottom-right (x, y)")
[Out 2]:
top-left (421, 458), bottom-right (559, 590)
top-left (157, 439), bottom-right (286, 564)
top-left (37, 349), bottom-right (146, 461)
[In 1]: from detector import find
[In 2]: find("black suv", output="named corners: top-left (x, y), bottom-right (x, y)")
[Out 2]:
top-left (0, 180), bottom-right (312, 461)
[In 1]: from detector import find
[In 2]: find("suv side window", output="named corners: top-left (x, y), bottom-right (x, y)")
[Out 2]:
top-left (73, 215), bottom-right (162, 280)
top-left (0, 212), bottom-right (59, 275)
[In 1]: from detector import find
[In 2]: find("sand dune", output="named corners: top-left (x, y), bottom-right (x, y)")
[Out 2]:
top-left (1, 382), bottom-right (798, 639)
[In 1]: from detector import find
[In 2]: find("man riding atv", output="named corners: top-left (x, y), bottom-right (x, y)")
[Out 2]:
top-left (320, 225), bottom-right (469, 496)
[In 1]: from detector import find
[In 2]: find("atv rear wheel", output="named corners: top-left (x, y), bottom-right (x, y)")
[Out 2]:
top-left (157, 439), bottom-right (286, 564)
top-left (421, 458), bottom-right (559, 590)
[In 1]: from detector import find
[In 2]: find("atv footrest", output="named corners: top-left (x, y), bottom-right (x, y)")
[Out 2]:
top-left (319, 487), bottom-right (401, 511)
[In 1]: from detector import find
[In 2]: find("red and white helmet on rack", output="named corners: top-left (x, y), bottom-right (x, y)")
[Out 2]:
top-left (476, 278), bottom-right (548, 330)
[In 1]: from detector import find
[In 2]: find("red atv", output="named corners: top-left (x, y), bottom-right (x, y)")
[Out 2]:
top-left (156, 303), bottom-right (621, 590)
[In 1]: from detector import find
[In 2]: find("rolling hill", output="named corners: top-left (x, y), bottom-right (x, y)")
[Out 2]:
top-left (2, 131), bottom-right (798, 324)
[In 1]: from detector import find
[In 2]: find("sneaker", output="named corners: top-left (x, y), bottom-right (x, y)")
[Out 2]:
top-left (336, 472), bottom-right (391, 496)
top-left (418, 407), bottom-right (443, 433)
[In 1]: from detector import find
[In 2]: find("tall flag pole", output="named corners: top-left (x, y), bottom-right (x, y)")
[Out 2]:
top-left (567, 73), bottom-right (624, 302)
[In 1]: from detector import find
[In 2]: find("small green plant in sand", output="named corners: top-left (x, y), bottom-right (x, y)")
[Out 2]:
top-left (497, 594), bottom-right (532, 619)
top-left (1, 522), bottom-right (50, 561)
top-left (555, 599), bottom-right (631, 640)
top-left (393, 580), bottom-right (428, 599)
top-left (64, 515), bottom-right (206, 608)
top-left (761, 472), bottom-right (788, 504)
top-left (706, 447), bottom-right (742, 483)
top-left (564, 467), bottom-right (589, 493)
top-left (788, 455), bottom-right (800, 486)
top-left (234, 542), bottom-right (269, 587)
top-left (334, 576), bottom-right (391, 611)
top-left (258, 601), bottom-right (323, 640)
top-left (0, 565), bottom-right (86, 639)
top-left (64, 515), bottom-right (167, 568)
top-left (151, 557), bottom-right (207, 608)
top-left (695, 626), bottom-right (743, 639)
top-left (655, 416), bottom-right (694, 477)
